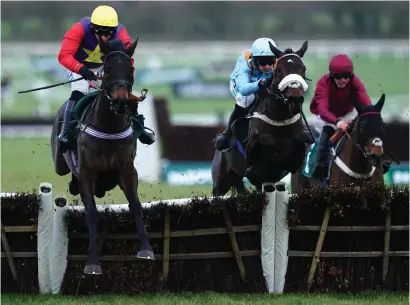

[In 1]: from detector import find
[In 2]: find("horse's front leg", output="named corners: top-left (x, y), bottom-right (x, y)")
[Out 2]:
top-left (78, 167), bottom-right (101, 275)
top-left (119, 163), bottom-right (154, 260)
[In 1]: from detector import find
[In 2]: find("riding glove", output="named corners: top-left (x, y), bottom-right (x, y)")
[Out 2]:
top-left (258, 78), bottom-right (268, 89)
top-left (258, 78), bottom-right (271, 96)
top-left (79, 67), bottom-right (97, 81)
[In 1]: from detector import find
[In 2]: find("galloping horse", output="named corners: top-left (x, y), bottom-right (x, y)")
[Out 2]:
top-left (292, 93), bottom-right (389, 190)
top-left (212, 41), bottom-right (314, 195)
top-left (51, 38), bottom-right (154, 275)
top-left (290, 94), bottom-right (390, 290)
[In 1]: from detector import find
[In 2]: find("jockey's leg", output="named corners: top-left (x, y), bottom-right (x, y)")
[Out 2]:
top-left (215, 104), bottom-right (248, 151)
top-left (58, 68), bottom-right (100, 153)
top-left (315, 125), bottom-right (335, 176)
top-left (58, 90), bottom-right (85, 153)
top-left (214, 81), bottom-right (254, 151)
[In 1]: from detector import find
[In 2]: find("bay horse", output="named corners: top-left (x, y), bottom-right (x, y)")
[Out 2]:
top-left (290, 94), bottom-right (391, 290)
top-left (291, 93), bottom-right (390, 190)
top-left (51, 38), bottom-right (154, 275)
top-left (212, 41), bottom-right (314, 195)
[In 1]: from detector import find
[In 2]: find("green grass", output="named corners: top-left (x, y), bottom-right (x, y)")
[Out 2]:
top-left (1, 292), bottom-right (408, 305)
top-left (2, 54), bottom-right (409, 118)
top-left (1, 138), bottom-right (214, 204)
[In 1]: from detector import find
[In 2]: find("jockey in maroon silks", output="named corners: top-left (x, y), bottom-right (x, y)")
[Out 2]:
top-left (56, 5), bottom-right (154, 152)
top-left (310, 53), bottom-right (390, 174)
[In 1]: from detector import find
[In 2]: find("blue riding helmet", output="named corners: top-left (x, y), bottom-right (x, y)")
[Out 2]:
top-left (251, 37), bottom-right (277, 57)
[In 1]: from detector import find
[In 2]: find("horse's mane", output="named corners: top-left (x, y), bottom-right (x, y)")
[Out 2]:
top-left (284, 48), bottom-right (294, 54)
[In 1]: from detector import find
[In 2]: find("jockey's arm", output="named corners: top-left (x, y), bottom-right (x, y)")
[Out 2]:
top-left (352, 76), bottom-right (372, 106)
top-left (234, 57), bottom-right (260, 96)
top-left (314, 79), bottom-right (339, 125)
top-left (117, 27), bottom-right (135, 69)
top-left (57, 23), bottom-right (85, 74)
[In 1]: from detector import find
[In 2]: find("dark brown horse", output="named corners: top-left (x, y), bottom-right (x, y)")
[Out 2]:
top-left (212, 41), bottom-right (314, 195)
top-left (51, 38), bottom-right (154, 275)
top-left (291, 93), bottom-right (389, 191)
top-left (291, 94), bottom-right (390, 290)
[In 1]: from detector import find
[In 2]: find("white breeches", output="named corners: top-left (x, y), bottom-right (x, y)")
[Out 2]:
top-left (313, 109), bottom-right (358, 134)
top-left (66, 66), bottom-right (104, 95)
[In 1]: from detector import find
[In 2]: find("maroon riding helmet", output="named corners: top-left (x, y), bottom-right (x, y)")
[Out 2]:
top-left (329, 54), bottom-right (354, 79)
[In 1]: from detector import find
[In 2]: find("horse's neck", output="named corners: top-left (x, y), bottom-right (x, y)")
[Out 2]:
top-left (343, 128), bottom-right (372, 174)
top-left (258, 95), bottom-right (289, 120)
top-left (87, 95), bottom-right (131, 132)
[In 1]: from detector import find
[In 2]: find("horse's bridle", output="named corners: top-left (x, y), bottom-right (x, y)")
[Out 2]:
top-left (343, 112), bottom-right (383, 159)
top-left (266, 53), bottom-right (310, 103)
top-left (328, 111), bottom-right (388, 179)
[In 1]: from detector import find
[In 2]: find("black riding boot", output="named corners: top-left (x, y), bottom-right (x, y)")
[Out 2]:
top-left (58, 99), bottom-right (76, 153)
top-left (139, 129), bottom-right (155, 145)
top-left (214, 104), bottom-right (248, 151)
top-left (58, 91), bottom-right (84, 153)
top-left (314, 126), bottom-right (335, 179)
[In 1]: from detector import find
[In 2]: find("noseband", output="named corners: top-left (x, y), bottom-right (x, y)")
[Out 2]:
top-left (266, 53), bottom-right (308, 103)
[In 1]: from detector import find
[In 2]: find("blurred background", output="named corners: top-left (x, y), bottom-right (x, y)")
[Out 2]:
top-left (1, 1), bottom-right (409, 202)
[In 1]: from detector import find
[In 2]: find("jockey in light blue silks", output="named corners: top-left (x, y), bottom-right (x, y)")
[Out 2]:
top-left (214, 37), bottom-right (278, 151)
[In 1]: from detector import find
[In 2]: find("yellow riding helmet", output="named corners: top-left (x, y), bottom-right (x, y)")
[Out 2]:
top-left (90, 5), bottom-right (118, 27)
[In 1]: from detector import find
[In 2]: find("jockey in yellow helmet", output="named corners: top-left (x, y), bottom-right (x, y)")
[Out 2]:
top-left (57, 5), bottom-right (155, 152)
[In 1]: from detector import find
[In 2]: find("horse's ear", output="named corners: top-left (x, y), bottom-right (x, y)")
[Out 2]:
top-left (296, 41), bottom-right (308, 58)
top-left (98, 36), bottom-right (110, 54)
top-left (125, 37), bottom-right (138, 57)
top-left (374, 93), bottom-right (385, 112)
top-left (269, 41), bottom-right (284, 58)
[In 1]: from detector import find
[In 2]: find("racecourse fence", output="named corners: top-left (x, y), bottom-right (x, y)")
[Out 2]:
top-left (1, 181), bottom-right (408, 295)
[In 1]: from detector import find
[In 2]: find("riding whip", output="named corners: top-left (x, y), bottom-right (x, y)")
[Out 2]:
top-left (18, 77), bottom-right (84, 94)
top-left (300, 110), bottom-right (315, 143)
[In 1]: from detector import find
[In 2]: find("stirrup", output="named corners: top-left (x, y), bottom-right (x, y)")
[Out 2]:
top-left (58, 133), bottom-right (68, 142)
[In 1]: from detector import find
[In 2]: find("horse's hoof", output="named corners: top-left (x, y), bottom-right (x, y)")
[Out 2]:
top-left (84, 264), bottom-right (102, 275)
top-left (137, 250), bottom-right (155, 260)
